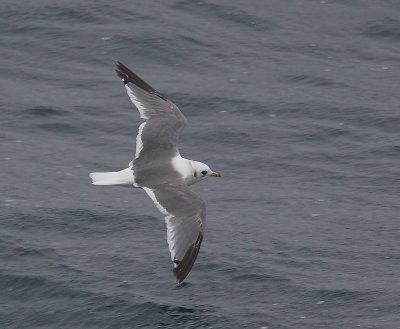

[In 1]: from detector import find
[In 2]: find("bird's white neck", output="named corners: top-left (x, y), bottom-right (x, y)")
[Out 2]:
top-left (171, 155), bottom-right (198, 185)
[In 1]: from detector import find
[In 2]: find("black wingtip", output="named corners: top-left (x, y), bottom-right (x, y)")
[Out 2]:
top-left (173, 232), bottom-right (203, 284)
top-left (114, 61), bottom-right (131, 84)
top-left (113, 61), bottom-right (168, 100)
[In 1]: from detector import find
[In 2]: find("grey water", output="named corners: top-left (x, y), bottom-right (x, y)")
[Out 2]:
top-left (1, 0), bottom-right (400, 328)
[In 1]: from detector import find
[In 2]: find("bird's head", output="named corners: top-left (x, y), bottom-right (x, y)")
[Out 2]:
top-left (191, 161), bottom-right (221, 183)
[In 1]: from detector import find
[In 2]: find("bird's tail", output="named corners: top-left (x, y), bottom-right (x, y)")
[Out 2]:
top-left (89, 168), bottom-right (134, 187)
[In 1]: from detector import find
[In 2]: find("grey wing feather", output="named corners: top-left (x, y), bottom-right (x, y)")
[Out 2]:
top-left (114, 61), bottom-right (186, 124)
top-left (142, 183), bottom-right (206, 284)
top-left (114, 61), bottom-right (187, 160)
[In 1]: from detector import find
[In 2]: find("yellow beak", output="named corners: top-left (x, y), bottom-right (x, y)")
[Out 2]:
top-left (210, 172), bottom-right (221, 177)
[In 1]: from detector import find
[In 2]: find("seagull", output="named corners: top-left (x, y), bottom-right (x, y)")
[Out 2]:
top-left (90, 62), bottom-right (221, 284)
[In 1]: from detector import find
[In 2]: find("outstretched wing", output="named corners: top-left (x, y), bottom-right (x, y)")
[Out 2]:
top-left (114, 61), bottom-right (187, 161)
top-left (142, 183), bottom-right (206, 284)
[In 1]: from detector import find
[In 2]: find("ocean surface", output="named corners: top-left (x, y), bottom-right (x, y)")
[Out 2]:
top-left (1, 1), bottom-right (400, 328)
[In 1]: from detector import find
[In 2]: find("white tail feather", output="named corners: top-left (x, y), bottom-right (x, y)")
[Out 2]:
top-left (89, 168), bottom-right (134, 187)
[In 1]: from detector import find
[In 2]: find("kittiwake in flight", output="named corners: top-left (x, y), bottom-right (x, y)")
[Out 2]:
top-left (90, 62), bottom-right (221, 283)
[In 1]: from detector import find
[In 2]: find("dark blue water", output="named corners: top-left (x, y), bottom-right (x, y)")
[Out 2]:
top-left (1, 1), bottom-right (400, 328)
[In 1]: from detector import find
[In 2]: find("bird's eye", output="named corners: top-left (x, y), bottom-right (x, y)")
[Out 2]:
top-left (201, 170), bottom-right (207, 175)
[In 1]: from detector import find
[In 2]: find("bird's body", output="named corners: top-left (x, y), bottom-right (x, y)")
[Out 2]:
top-left (91, 156), bottom-right (209, 187)
top-left (90, 62), bottom-right (220, 283)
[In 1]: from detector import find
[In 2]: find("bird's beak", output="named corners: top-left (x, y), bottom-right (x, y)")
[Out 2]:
top-left (210, 171), bottom-right (221, 177)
